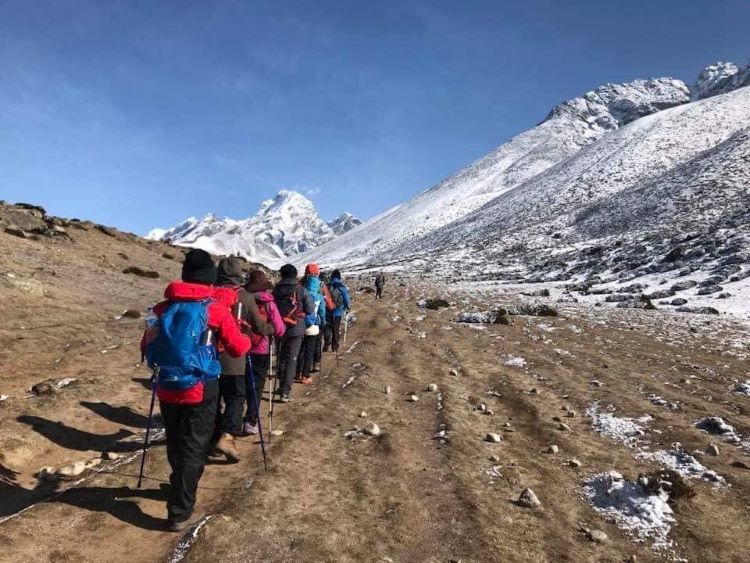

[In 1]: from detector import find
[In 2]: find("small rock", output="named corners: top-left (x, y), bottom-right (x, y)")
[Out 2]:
top-left (101, 451), bottom-right (123, 461)
top-left (485, 433), bottom-right (503, 443)
top-left (359, 411), bottom-right (367, 418)
top-left (55, 458), bottom-right (101, 479)
top-left (517, 487), bottom-right (541, 508)
top-left (591, 380), bottom-right (603, 387)
top-left (121, 309), bottom-right (142, 319)
top-left (408, 394), bottom-right (419, 402)
top-left (552, 416), bottom-right (562, 423)
top-left (449, 368), bottom-right (459, 376)
top-left (489, 454), bottom-right (500, 462)
top-left (706, 444), bottom-right (720, 456)
top-left (270, 429), bottom-right (284, 436)
top-left (476, 403), bottom-right (487, 413)
top-left (364, 422), bottom-right (381, 437)
top-left (547, 445), bottom-right (559, 454)
top-left (39, 467), bottom-right (60, 481)
top-left (485, 408), bottom-right (494, 416)
top-left (427, 383), bottom-right (438, 392)
top-left (558, 423), bottom-right (572, 432)
top-left (588, 530), bottom-right (608, 543)
top-left (385, 385), bottom-right (392, 395)
top-left (565, 411), bottom-right (576, 418)
top-left (568, 458), bottom-right (582, 468)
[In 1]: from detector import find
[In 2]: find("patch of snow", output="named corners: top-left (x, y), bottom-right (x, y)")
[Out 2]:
top-left (503, 355), bottom-right (527, 368)
top-left (636, 445), bottom-right (726, 486)
top-left (581, 471), bottom-right (675, 550)
top-left (587, 403), bottom-right (650, 448)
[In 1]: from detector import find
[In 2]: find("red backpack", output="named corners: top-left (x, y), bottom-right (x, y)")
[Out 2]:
top-left (214, 286), bottom-right (265, 352)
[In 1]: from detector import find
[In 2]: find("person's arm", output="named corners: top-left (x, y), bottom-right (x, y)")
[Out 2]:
top-left (342, 286), bottom-right (351, 310)
top-left (212, 305), bottom-right (252, 357)
top-left (268, 302), bottom-right (286, 338)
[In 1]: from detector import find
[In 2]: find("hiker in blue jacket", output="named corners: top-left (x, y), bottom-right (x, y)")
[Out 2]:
top-left (327, 269), bottom-right (351, 352)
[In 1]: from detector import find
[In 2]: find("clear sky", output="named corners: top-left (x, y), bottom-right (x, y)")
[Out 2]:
top-left (1, 0), bottom-right (747, 235)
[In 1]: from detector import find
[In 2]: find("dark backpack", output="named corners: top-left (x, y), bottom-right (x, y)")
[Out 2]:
top-left (145, 300), bottom-right (221, 405)
top-left (331, 285), bottom-right (345, 309)
top-left (274, 285), bottom-right (304, 326)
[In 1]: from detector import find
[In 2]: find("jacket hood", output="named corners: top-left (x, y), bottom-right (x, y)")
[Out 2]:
top-left (164, 281), bottom-right (215, 301)
top-left (213, 286), bottom-right (239, 308)
top-left (304, 275), bottom-right (322, 295)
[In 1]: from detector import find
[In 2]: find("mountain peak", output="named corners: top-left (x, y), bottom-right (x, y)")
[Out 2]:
top-left (693, 59), bottom-right (750, 100)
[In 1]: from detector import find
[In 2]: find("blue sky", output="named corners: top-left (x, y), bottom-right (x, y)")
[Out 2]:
top-left (1, 0), bottom-right (747, 235)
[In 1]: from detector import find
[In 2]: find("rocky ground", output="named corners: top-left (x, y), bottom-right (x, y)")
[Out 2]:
top-left (1, 204), bottom-right (750, 562)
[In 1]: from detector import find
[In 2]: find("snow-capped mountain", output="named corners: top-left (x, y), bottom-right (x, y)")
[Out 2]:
top-left (148, 190), bottom-right (360, 264)
top-left (302, 77), bottom-right (690, 267)
top-left (303, 58), bottom-right (750, 316)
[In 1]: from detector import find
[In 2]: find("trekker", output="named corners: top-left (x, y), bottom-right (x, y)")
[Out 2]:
top-left (272, 264), bottom-right (315, 402)
top-left (143, 249), bottom-right (251, 531)
top-left (374, 271), bottom-right (386, 299)
top-left (296, 264), bottom-right (326, 384)
top-left (243, 269), bottom-right (285, 434)
top-left (212, 257), bottom-right (274, 462)
top-left (321, 271), bottom-right (335, 353)
top-left (328, 269), bottom-right (351, 352)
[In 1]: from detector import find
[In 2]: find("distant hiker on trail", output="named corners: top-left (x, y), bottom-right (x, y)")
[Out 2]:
top-left (142, 249), bottom-right (251, 531)
top-left (272, 264), bottom-right (315, 402)
top-left (212, 257), bottom-right (274, 461)
top-left (327, 269), bottom-right (351, 353)
top-left (374, 272), bottom-right (386, 299)
top-left (296, 263), bottom-right (327, 384)
top-left (243, 269), bottom-right (285, 435)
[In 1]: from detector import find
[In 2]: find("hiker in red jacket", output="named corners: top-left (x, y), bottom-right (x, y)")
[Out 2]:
top-left (148, 249), bottom-right (251, 531)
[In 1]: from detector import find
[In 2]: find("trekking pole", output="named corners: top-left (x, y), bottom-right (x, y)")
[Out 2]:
top-left (137, 370), bottom-right (157, 489)
top-left (246, 356), bottom-right (268, 472)
top-left (268, 336), bottom-right (276, 444)
top-left (343, 313), bottom-right (349, 344)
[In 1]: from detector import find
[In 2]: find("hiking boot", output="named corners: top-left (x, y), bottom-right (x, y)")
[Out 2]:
top-left (294, 373), bottom-right (303, 383)
top-left (243, 421), bottom-right (259, 435)
top-left (280, 394), bottom-right (292, 403)
top-left (167, 511), bottom-right (205, 532)
top-left (311, 363), bottom-right (320, 373)
top-left (215, 432), bottom-right (241, 462)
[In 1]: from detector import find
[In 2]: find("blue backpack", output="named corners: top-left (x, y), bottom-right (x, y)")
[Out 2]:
top-left (145, 300), bottom-right (221, 405)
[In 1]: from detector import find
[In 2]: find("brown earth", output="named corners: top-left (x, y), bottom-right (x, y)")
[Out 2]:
top-left (1, 206), bottom-right (750, 562)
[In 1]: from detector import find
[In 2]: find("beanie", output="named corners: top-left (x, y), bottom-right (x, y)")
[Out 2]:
top-left (217, 256), bottom-right (245, 286)
top-left (331, 269), bottom-right (342, 280)
top-left (182, 249), bottom-right (217, 285)
top-left (279, 263), bottom-right (298, 279)
top-left (305, 263), bottom-right (320, 276)
top-left (245, 269), bottom-right (273, 292)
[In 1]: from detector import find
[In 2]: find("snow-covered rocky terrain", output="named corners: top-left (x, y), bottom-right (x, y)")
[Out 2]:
top-left (303, 58), bottom-right (750, 319)
top-left (147, 190), bottom-right (360, 265)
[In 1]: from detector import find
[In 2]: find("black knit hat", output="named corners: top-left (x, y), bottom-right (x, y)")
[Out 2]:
top-left (245, 269), bottom-right (273, 292)
top-left (279, 263), bottom-right (298, 279)
top-left (182, 249), bottom-right (217, 285)
top-left (331, 269), bottom-right (342, 279)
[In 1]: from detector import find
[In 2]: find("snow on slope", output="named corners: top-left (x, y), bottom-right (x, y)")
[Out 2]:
top-left (149, 190), bottom-right (360, 265)
top-left (302, 78), bottom-right (689, 267)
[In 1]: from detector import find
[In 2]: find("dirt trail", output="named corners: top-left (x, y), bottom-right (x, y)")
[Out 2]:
top-left (2, 280), bottom-right (750, 562)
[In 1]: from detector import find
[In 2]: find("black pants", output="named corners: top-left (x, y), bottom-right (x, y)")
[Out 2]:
top-left (330, 315), bottom-right (343, 352)
top-left (323, 312), bottom-right (334, 351)
top-left (375, 285), bottom-right (383, 298)
top-left (277, 334), bottom-right (303, 396)
top-left (297, 334), bottom-right (319, 377)
top-left (217, 371), bottom-right (245, 436)
top-left (245, 353), bottom-right (270, 426)
top-left (160, 378), bottom-right (219, 523)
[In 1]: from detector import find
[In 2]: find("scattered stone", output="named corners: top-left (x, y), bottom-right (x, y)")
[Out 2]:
top-left (449, 368), bottom-right (459, 376)
top-left (670, 298), bottom-right (688, 306)
top-left (591, 380), bottom-right (603, 387)
top-left (424, 298), bottom-right (450, 310)
top-left (547, 445), bottom-right (559, 454)
top-left (517, 487), bottom-right (541, 508)
top-left (102, 451), bottom-right (123, 461)
top-left (676, 306), bottom-right (720, 315)
top-left (485, 408), bottom-right (494, 416)
top-left (55, 458), bottom-right (101, 480)
top-left (408, 394), bottom-right (419, 402)
top-left (359, 411), bottom-right (367, 418)
top-left (489, 454), bottom-right (500, 462)
top-left (588, 529), bottom-right (608, 543)
top-left (364, 422), bottom-right (381, 437)
top-left (706, 444), bottom-right (720, 456)
top-left (565, 411), bottom-right (577, 418)
top-left (426, 383), bottom-right (438, 392)
top-left (508, 304), bottom-right (558, 317)
top-left (122, 266), bottom-right (160, 279)
top-left (485, 433), bottom-right (503, 443)
top-left (270, 429), bottom-right (284, 437)
top-left (476, 403), bottom-right (487, 413)
top-left (568, 458), bottom-right (582, 468)
top-left (385, 385), bottom-right (392, 395)
top-left (121, 309), bottom-right (142, 319)
top-left (558, 423), bottom-right (572, 432)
